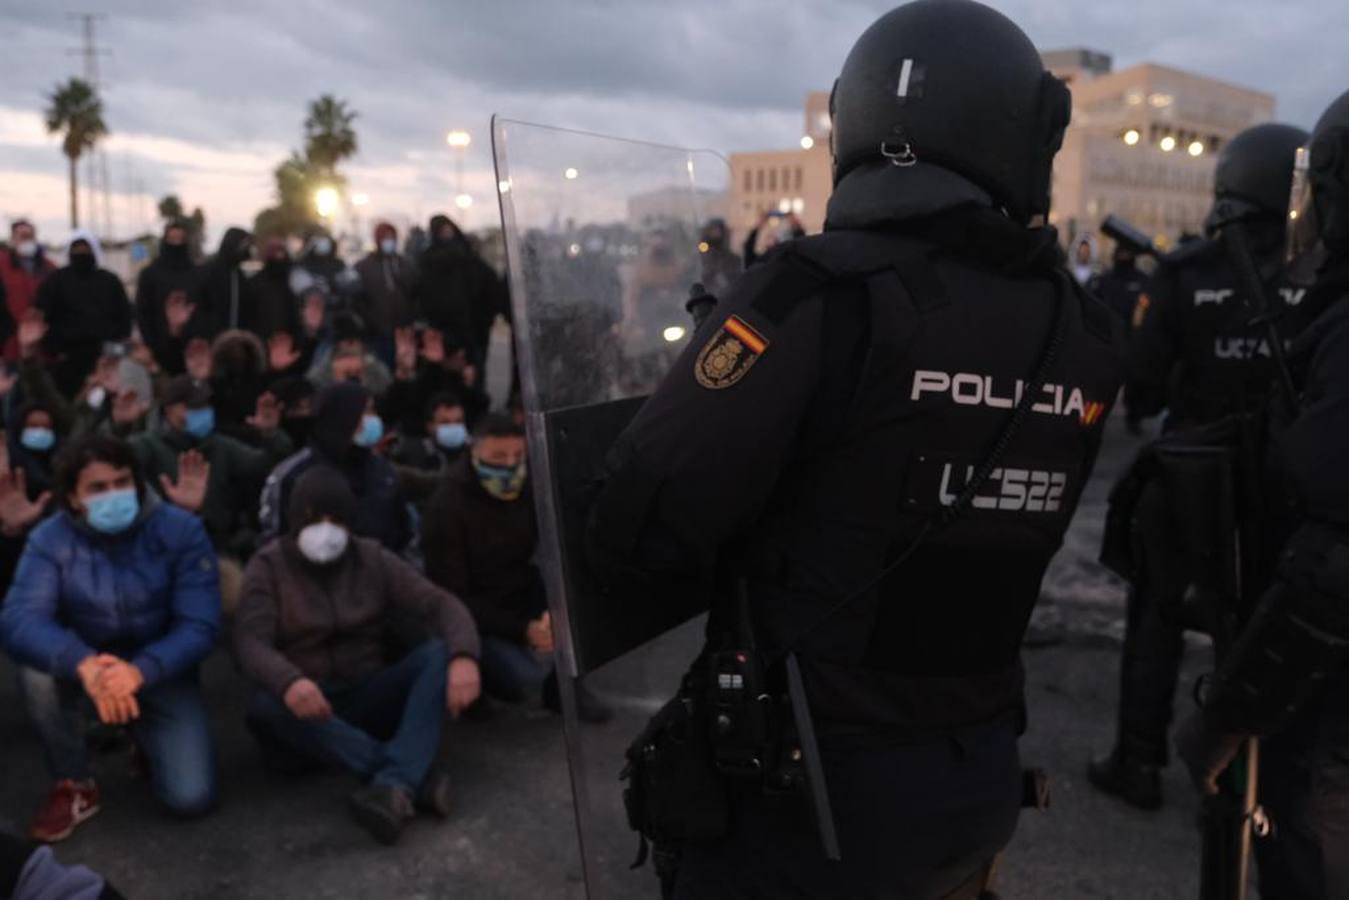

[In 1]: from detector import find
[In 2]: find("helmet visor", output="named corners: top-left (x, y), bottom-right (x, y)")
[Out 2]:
top-left (1285, 145), bottom-right (1325, 282)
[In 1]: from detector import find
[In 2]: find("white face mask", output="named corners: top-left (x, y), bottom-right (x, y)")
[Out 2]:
top-left (379, 238), bottom-right (397, 255)
top-left (15, 240), bottom-right (38, 258)
top-left (296, 521), bottom-right (349, 564)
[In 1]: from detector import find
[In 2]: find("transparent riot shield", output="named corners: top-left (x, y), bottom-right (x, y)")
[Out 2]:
top-left (492, 117), bottom-right (730, 897)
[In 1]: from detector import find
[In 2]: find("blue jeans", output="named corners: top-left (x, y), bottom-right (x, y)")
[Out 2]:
top-left (479, 636), bottom-right (552, 702)
top-left (17, 667), bottom-right (217, 817)
top-left (245, 639), bottom-right (449, 793)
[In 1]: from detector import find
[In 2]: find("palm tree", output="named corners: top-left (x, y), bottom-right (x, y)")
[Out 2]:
top-left (44, 78), bottom-right (108, 230)
top-left (303, 95), bottom-right (358, 177)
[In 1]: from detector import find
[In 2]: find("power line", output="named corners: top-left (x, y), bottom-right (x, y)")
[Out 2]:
top-left (66, 12), bottom-right (114, 239)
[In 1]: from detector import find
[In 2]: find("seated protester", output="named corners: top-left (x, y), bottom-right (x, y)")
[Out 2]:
top-left (380, 326), bottom-right (488, 439)
top-left (235, 466), bottom-right (481, 845)
top-left (389, 392), bottom-right (469, 508)
top-left (259, 381), bottom-right (412, 553)
top-left (390, 391), bottom-right (469, 474)
top-left (208, 330), bottom-right (270, 444)
top-left (0, 403), bottom-right (62, 597)
top-left (35, 231), bottom-right (132, 397)
top-left (306, 312), bottom-right (393, 396)
top-left (421, 415), bottom-right (608, 721)
top-left (241, 238), bottom-right (301, 346)
top-left (268, 375), bottom-right (317, 450)
top-left (130, 375), bottom-right (291, 573)
top-left (0, 434), bottom-right (221, 841)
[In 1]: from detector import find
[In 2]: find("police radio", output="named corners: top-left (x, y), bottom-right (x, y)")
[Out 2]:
top-left (707, 646), bottom-right (773, 778)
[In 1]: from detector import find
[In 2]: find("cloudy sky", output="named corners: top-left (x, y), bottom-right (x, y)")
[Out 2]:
top-left (0, 0), bottom-right (1342, 245)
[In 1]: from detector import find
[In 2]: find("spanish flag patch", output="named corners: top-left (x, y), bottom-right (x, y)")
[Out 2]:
top-left (695, 315), bottom-right (769, 390)
top-left (1081, 401), bottom-right (1107, 426)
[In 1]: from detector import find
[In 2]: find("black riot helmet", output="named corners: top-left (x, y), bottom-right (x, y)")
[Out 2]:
top-left (1303, 90), bottom-right (1349, 254)
top-left (1208, 122), bottom-right (1309, 230)
top-left (828, 0), bottom-right (1071, 224)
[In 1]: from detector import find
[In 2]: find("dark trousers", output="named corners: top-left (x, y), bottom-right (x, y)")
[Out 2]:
top-left (17, 666), bottom-right (217, 816)
top-left (245, 639), bottom-right (449, 792)
top-left (1254, 682), bottom-right (1349, 900)
top-left (674, 718), bottom-right (1022, 899)
top-left (1115, 481), bottom-right (1187, 764)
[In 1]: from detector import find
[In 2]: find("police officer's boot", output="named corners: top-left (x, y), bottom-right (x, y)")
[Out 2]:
top-left (1087, 738), bottom-right (1163, 810)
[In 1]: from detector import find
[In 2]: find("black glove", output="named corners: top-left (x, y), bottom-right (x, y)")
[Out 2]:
top-left (1174, 711), bottom-right (1246, 795)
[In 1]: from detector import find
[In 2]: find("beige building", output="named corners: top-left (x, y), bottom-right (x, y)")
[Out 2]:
top-left (729, 55), bottom-right (1274, 255)
top-left (1045, 48), bottom-right (1275, 249)
top-left (728, 92), bottom-right (834, 248)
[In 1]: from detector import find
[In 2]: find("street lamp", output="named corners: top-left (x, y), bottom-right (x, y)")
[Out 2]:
top-left (1187, 140), bottom-right (1205, 157)
top-left (314, 186), bottom-right (339, 219)
top-left (351, 192), bottom-right (370, 207)
top-left (446, 129), bottom-right (471, 196)
top-left (564, 167), bottom-right (579, 180)
top-left (800, 135), bottom-right (815, 150)
top-left (455, 193), bottom-right (473, 210)
top-left (1123, 129), bottom-right (1141, 146)
top-left (1160, 135), bottom-right (1177, 153)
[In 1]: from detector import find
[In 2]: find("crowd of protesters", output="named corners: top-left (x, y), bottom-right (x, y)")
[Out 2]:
top-left (0, 212), bottom-right (608, 857)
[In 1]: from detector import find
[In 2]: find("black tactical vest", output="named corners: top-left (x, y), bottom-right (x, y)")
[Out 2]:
top-left (737, 229), bottom-right (1125, 739)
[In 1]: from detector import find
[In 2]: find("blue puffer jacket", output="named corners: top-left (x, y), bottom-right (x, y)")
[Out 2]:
top-left (0, 497), bottom-right (221, 685)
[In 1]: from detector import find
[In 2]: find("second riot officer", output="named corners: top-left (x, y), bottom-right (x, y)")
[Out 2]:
top-left (1090, 123), bottom-right (1320, 810)
top-left (586, 1), bottom-right (1125, 896)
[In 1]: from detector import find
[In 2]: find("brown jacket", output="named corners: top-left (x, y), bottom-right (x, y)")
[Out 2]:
top-left (235, 536), bottom-right (480, 697)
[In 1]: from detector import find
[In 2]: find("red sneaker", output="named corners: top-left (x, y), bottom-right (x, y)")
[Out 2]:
top-left (29, 779), bottom-right (101, 843)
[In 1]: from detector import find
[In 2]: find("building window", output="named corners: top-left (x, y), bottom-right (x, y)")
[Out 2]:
top-left (795, 167), bottom-right (803, 190)
top-left (755, 169), bottom-right (764, 192)
top-left (769, 169), bottom-right (778, 192)
top-left (743, 169), bottom-right (752, 192)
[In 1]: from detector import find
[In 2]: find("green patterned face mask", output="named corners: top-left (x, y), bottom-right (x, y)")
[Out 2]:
top-left (473, 456), bottom-right (527, 501)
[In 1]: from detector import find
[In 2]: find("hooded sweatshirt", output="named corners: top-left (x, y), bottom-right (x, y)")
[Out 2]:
top-left (257, 382), bottom-right (411, 551)
top-left (236, 464), bottom-right (479, 696)
top-left (135, 234), bottom-right (203, 373)
top-left (197, 227), bottom-right (255, 337)
top-left (35, 230), bottom-right (132, 392)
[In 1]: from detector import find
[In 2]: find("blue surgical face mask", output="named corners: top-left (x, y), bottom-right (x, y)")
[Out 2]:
top-left (20, 427), bottom-right (55, 452)
top-left (379, 238), bottom-right (397, 256)
top-left (354, 414), bottom-right (384, 448)
top-left (313, 237), bottom-right (333, 256)
top-left (184, 406), bottom-right (215, 440)
top-left (434, 422), bottom-right (468, 450)
top-left (84, 487), bottom-right (139, 535)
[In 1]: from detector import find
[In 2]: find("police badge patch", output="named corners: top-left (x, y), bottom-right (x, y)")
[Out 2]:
top-left (695, 315), bottom-right (769, 389)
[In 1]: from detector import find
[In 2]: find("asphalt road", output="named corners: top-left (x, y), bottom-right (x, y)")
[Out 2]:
top-left (0, 411), bottom-right (1224, 899)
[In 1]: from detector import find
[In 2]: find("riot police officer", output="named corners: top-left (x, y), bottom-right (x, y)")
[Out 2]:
top-left (1086, 242), bottom-right (1147, 324)
top-left (1175, 88), bottom-right (1349, 900)
top-left (1089, 122), bottom-right (1314, 810)
top-left (587, 1), bottom-right (1124, 896)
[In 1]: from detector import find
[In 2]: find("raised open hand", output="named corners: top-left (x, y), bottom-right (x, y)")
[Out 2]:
top-left (17, 311), bottom-right (47, 359)
top-left (302, 292), bottom-right (326, 335)
top-left (394, 326), bottom-right (417, 375)
top-left (268, 331), bottom-right (301, 372)
top-left (184, 338), bottom-right (212, 381)
top-left (248, 391), bottom-right (282, 433)
top-left (0, 468), bottom-right (50, 536)
top-left (165, 290), bottom-right (196, 337)
top-left (419, 328), bottom-right (446, 365)
top-left (159, 449), bottom-right (210, 513)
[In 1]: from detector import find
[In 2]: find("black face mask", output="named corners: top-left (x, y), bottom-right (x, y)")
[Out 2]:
top-left (69, 253), bottom-right (95, 273)
top-left (264, 258), bottom-right (289, 276)
top-left (162, 243), bottom-right (189, 263)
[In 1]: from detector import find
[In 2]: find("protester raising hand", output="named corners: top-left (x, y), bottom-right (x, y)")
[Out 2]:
top-left (159, 449), bottom-right (210, 513)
